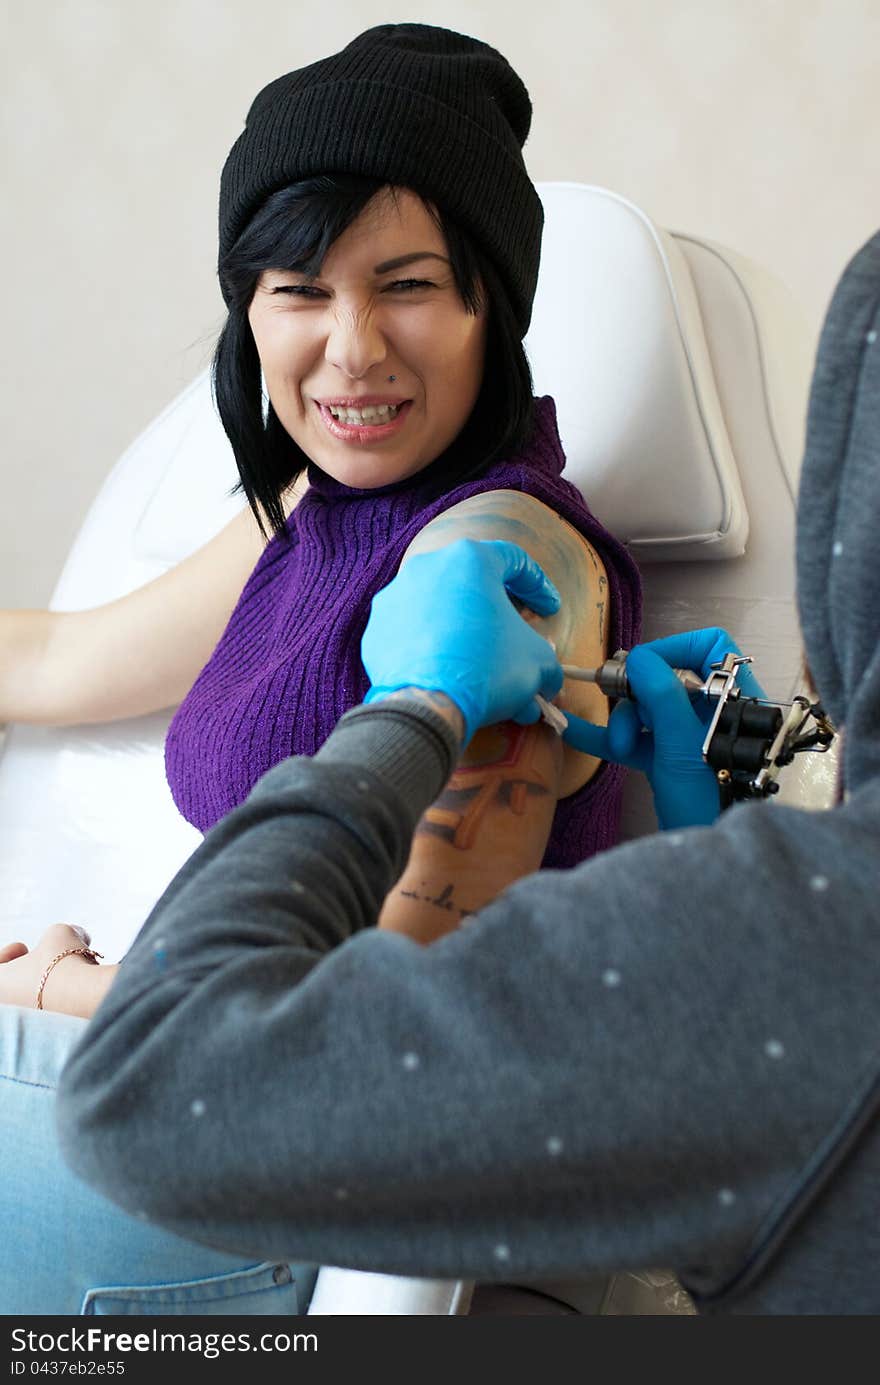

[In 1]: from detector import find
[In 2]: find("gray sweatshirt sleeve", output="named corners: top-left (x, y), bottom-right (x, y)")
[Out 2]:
top-left (55, 704), bottom-right (879, 1297)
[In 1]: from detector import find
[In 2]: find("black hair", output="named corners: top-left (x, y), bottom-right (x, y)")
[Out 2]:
top-left (214, 174), bottom-right (535, 540)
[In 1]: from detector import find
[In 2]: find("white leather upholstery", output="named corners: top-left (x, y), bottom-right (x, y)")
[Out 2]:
top-left (0, 377), bottom-right (242, 955)
top-left (529, 186), bottom-right (751, 560)
top-left (0, 183), bottom-right (833, 1314)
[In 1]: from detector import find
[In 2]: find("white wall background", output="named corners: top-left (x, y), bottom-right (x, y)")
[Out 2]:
top-left (2, 0), bottom-right (878, 606)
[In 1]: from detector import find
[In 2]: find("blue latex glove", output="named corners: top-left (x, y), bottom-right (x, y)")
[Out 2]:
top-left (562, 629), bottom-right (766, 830)
top-left (362, 539), bottom-right (564, 742)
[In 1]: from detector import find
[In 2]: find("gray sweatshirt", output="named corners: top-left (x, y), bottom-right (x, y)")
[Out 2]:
top-left (56, 231), bottom-right (880, 1314)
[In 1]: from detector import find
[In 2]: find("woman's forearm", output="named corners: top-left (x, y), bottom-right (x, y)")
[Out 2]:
top-left (0, 926), bottom-right (118, 1014)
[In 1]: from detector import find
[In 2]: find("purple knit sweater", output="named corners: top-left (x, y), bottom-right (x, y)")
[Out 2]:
top-left (165, 396), bottom-right (642, 866)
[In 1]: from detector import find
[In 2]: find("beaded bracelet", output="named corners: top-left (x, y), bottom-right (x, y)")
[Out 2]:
top-left (35, 945), bottom-right (104, 1011)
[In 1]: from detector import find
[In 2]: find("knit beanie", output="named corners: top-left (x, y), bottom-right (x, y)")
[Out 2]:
top-left (218, 23), bottom-right (543, 335)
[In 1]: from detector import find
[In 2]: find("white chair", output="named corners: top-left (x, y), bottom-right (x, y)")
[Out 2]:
top-left (0, 183), bottom-right (833, 1315)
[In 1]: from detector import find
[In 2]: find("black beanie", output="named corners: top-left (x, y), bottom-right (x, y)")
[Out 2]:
top-left (218, 23), bottom-right (544, 335)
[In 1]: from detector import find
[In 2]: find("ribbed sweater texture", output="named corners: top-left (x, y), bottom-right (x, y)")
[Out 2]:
top-left (165, 396), bottom-right (642, 866)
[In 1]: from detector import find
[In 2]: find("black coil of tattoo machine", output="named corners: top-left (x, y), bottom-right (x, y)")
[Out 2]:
top-left (697, 653), bottom-right (836, 807)
top-left (562, 650), bottom-right (836, 809)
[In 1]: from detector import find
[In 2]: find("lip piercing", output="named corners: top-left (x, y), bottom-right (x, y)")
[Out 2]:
top-left (388, 374), bottom-right (396, 381)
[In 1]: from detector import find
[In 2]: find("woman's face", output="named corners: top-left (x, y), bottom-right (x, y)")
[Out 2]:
top-left (248, 188), bottom-right (488, 489)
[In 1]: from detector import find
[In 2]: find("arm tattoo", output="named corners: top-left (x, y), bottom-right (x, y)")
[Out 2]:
top-left (415, 723), bottom-right (550, 850)
top-left (403, 492), bottom-right (606, 660)
top-left (596, 573), bottom-right (608, 644)
top-left (397, 880), bottom-right (473, 921)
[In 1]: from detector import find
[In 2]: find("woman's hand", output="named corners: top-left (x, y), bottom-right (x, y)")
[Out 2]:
top-left (0, 924), bottom-right (116, 1017)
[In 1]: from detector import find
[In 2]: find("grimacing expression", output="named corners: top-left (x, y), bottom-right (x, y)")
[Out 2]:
top-left (247, 188), bottom-right (489, 490)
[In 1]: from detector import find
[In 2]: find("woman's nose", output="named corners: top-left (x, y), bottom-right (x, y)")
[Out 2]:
top-left (324, 305), bottom-right (387, 379)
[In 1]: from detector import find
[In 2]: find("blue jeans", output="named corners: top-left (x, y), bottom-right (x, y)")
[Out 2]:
top-left (0, 1006), bottom-right (318, 1315)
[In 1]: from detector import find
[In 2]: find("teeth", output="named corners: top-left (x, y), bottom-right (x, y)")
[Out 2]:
top-left (327, 403), bottom-right (401, 424)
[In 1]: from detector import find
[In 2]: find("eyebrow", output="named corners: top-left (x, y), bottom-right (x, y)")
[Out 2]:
top-left (372, 251), bottom-right (450, 274)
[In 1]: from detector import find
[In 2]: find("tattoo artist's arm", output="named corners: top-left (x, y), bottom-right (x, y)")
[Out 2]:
top-left (56, 694), bottom-right (782, 1286)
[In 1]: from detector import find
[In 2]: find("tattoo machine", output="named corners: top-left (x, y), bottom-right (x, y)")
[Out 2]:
top-left (562, 650), bottom-right (836, 809)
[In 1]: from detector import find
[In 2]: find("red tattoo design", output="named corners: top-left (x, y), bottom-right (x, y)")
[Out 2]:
top-left (417, 723), bottom-right (550, 850)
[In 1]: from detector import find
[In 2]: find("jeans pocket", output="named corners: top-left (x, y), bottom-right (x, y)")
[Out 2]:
top-left (81, 1261), bottom-right (317, 1315)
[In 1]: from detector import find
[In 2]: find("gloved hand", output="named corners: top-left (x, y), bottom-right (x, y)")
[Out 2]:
top-left (562, 629), bottom-right (766, 830)
top-left (362, 539), bottom-right (564, 742)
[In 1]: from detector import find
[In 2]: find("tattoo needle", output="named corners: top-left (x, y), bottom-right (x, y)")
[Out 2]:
top-left (534, 693), bottom-right (568, 734)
